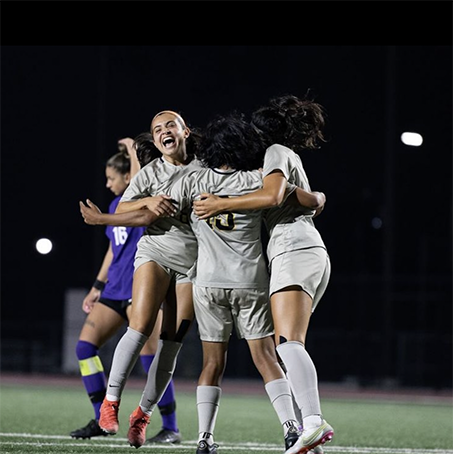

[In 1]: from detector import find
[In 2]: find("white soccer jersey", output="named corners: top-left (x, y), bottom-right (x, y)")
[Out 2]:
top-left (262, 144), bottom-right (326, 261)
top-left (120, 157), bottom-right (202, 275)
top-left (170, 168), bottom-right (269, 289)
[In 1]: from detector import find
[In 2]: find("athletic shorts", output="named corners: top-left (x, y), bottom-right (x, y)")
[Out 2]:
top-left (135, 259), bottom-right (191, 284)
top-left (193, 285), bottom-right (273, 342)
top-left (269, 247), bottom-right (330, 312)
top-left (98, 297), bottom-right (131, 321)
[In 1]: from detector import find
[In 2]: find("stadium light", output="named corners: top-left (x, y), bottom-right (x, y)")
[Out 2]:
top-left (401, 132), bottom-right (423, 147)
top-left (36, 238), bottom-right (53, 255)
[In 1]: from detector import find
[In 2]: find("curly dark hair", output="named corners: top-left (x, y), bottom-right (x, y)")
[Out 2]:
top-left (198, 112), bottom-right (264, 171)
top-left (251, 93), bottom-right (327, 154)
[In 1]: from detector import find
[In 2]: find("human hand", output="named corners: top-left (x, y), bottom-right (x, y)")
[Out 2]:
top-left (118, 137), bottom-right (135, 153)
top-left (143, 195), bottom-right (177, 217)
top-left (192, 193), bottom-right (222, 220)
top-left (80, 199), bottom-right (104, 225)
top-left (312, 192), bottom-right (326, 218)
top-left (82, 288), bottom-right (100, 313)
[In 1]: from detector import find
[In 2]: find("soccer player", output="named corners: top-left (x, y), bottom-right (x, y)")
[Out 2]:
top-left (97, 111), bottom-right (203, 448)
top-left (193, 94), bottom-right (334, 454)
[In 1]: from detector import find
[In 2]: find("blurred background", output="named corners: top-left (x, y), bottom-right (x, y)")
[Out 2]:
top-left (2, 45), bottom-right (451, 391)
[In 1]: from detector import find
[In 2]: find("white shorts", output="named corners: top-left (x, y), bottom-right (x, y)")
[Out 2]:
top-left (135, 259), bottom-right (190, 284)
top-left (269, 247), bottom-right (330, 312)
top-left (193, 285), bottom-right (273, 342)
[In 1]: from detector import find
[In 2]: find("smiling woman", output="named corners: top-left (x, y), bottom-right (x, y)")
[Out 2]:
top-left (95, 110), bottom-right (204, 448)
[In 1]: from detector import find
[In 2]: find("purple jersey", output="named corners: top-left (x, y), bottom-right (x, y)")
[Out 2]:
top-left (101, 196), bottom-right (145, 300)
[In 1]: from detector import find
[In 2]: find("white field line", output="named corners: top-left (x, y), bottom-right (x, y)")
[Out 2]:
top-left (1, 433), bottom-right (453, 454)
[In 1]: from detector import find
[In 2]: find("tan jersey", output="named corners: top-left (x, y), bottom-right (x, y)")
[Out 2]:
top-left (262, 144), bottom-right (326, 261)
top-left (120, 157), bottom-right (202, 275)
top-left (170, 167), bottom-right (269, 289)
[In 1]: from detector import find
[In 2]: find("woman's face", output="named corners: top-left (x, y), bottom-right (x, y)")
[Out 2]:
top-left (105, 166), bottom-right (129, 196)
top-left (151, 112), bottom-right (190, 162)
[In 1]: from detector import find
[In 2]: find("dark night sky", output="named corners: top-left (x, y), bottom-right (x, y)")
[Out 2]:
top-left (1, 6), bottom-right (452, 385)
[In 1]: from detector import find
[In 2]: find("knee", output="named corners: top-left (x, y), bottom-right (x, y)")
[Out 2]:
top-left (201, 358), bottom-right (225, 384)
top-left (76, 340), bottom-right (97, 360)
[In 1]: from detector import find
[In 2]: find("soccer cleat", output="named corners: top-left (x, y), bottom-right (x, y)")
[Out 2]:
top-left (70, 419), bottom-right (110, 439)
top-left (285, 419), bottom-right (334, 454)
top-left (284, 424), bottom-right (301, 450)
top-left (127, 406), bottom-right (150, 448)
top-left (99, 398), bottom-right (120, 435)
top-left (196, 440), bottom-right (219, 454)
top-left (309, 446), bottom-right (324, 454)
top-left (146, 428), bottom-right (182, 444)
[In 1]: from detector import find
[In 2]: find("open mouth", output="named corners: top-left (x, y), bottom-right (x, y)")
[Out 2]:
top-left (163, 137), bottom-right (175, 148)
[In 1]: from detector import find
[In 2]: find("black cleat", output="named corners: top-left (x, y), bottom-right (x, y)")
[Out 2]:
top-left (196, 440), bottom-right (219, 454)
top-left (284, 424), bottom-right (301, 450)
top-left (70, 419), bottom-right (110, 439)
top-left (146, 428), bottom-right (182, 444)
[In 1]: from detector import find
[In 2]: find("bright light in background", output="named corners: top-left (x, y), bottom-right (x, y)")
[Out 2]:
top-left (401, 132), bottom-right (423, 147)
top-left (36, 238), bottom-right (53, 255)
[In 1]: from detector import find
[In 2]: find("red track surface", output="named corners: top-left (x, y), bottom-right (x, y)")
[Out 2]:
top-left (1, 372), bottom-right (451, 405)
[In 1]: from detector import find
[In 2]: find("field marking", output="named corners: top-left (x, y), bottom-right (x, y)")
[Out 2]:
top-left (1, 433), bottom-right (453, 454)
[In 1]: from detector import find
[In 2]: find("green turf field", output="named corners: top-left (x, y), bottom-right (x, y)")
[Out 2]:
top-left (0, 382), bottom-right (452, 454)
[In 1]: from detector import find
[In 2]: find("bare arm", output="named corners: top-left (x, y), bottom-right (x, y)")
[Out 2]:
top-left (289, 188), bottom-right (326, 210)
top-left (193, 169), bottom-right (326, 220)
top-left (82, 243), bottom-right (113, 314)
top-left (116, 196), bottom-right (176, 217)
top-left (80, 199), bottom-right (158, 226)
top-left (193, 171), bottom-right (287, 220)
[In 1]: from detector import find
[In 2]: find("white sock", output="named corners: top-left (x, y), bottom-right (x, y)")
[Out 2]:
top-left (197, 385), bottom-right (222, 444)
top-left (276, 341), bottom-right (322, 420)
top-left (106, 327), bottom-right (148, 401)
top-left (139, 339), bottom-right (182, 415)
top-left (265, 378), bottom-right (299, 435)
top-left (304, 414), bottom-right (323, 429)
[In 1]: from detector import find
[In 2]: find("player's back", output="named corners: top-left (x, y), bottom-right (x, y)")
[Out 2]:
top-left (171, 167), bottom-right (269, 289)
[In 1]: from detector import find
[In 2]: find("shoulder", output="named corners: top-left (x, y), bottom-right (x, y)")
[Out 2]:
top-left (109, 196), bottom-right (121, 213)
top-left (266, 143), bottom-right (293, 156)
top-left (188, 158), bottom-right (204, 170)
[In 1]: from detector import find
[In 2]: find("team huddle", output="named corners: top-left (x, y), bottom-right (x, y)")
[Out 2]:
top-left (77, 94), bottom-right (334, 454)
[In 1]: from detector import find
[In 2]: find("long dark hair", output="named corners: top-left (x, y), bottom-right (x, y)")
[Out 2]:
top-left (251, 93), bottom-right (327, 154)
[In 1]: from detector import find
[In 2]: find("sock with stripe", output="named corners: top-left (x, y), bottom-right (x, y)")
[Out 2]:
top-left (76, 340), bottom-right (106, 420)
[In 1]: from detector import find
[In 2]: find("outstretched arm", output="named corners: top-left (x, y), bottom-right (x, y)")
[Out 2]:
top-left (80, 199), bottom-right (158, 226)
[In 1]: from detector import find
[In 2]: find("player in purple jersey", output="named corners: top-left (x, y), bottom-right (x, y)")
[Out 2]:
top-left (193, 94), bottom-right (333, 454)
top-left (72, 138), bottom-right (182, 445)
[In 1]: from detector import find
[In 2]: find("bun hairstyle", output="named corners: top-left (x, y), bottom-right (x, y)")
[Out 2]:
top-left (106, 145), bottom-right (131, 175)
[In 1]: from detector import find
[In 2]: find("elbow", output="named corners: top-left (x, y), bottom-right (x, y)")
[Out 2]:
top-left (310, 192), bottom-right (326, 210)
top-left (269, 194), bottom-right (285, 207)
